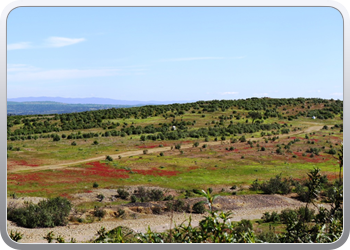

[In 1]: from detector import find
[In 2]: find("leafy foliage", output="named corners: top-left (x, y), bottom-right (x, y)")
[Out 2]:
top-left (7, 197), bottom-right (72, 228)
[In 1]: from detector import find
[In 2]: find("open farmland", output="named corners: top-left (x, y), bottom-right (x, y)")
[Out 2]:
top-left (6, 97), bottom-right (343, 243)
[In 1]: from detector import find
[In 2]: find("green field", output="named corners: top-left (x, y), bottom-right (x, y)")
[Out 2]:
top-left (7, 98), bottom-right (343, 197)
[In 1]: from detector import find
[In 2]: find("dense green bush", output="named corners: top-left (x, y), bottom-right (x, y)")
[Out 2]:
top-left (117, 189), bottom-right (130, 200)
top-left (130, 195), bottom-right (137, 203)
top-left (148, 189), bottom-right (164, 201)
top-left (249, 179), bottom-right (260, 191)
top-left (166, 200), bottom-right (189, 212)
top-left (279, 209), bottom-right (298, 224)
top-left (7, 197), bottom-right (72, 228)
top-left (105, 155), bottom-right (113, 161)
top-left (259, 174), bottom-right (292, 194)
top-left (192, 202), bottom-right (206, 214)
top-left (93, 206), bottom-right (106, 220)
top-left (261, 211), bottom-right (280, 223)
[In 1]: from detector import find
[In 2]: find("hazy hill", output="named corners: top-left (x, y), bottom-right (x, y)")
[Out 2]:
top-left (7, 97), bottom-right (194, 105)
top-left (7, 101), bottom-right (135, 115)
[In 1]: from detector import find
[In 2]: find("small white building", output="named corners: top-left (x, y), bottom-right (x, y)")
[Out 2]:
top-left (172, 126), bottom-right (176, 130)
top-left (312, 116), bottom-right (316, 119)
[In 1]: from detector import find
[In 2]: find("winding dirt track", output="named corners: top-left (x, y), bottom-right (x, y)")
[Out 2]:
top-left (6, 124), bottom-right (328, 243)
top-left (7, 125), bottom-right (324, 173)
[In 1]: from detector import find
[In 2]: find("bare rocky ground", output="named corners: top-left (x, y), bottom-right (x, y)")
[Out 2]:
top-left (6, 187), bottom-right (331, 244)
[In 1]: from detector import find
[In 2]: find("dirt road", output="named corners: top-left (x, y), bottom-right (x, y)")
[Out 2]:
top-left (7, 125), bottom-right (324, 173)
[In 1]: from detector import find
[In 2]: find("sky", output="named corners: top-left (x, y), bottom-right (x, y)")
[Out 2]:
top-left (7, 7), bottom-right (343, 101)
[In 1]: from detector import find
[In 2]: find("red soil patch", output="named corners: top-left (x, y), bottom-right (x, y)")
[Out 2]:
top-left (16, 190), bottom-right (39, 194)
top-left (59, 193), bottom-right (73, 199)
top-left (181, 140), bottom-right (193, 144)
top-left (137, 143), bottom-right (170, 149)
top-left (7, 160), bottom-right (39, 168)
top-left (325, 173), bottom-right (338, 181)
top-left (8, 172), bottom-right (44, 184)
top-left (82, 162), bottom-right (130, 178)
top-left (188, 166), bottom-right (199, 171)
top-left (292, 152), bottom-right (330, 163)
top-left (8, 161), bottom-right (180, 190)
top-left (133, 167), bottom-right (179, 177)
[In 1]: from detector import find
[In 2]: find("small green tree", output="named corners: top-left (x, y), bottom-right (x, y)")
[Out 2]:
top-left (106, 155), bottom-right (113, 161)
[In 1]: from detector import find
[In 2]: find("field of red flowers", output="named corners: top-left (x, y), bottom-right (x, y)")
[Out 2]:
top-left (7, 160), bottom-right (181, 195)
top-left (7, 159), bottom-right (40, 169)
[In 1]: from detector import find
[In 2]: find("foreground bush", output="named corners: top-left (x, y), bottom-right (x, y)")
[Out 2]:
top-left (260, 174), bottom-right (292, 194)
top-left (88, 168), bottom-right (342, 243)
top-left (7, 197), bottom-right (72, 228)
top-left (250, 174), bottom-right (293, 194)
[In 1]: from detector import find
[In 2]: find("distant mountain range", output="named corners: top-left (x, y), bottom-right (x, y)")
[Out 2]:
top-left (7, 97), bottom-right (195, 105)
top-left (7, 97), bottom-right (197, 116)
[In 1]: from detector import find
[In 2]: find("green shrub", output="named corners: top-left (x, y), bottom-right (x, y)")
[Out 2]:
top-left (97, 194), bottom-right (105, 202)
top-left (192, 202), bottom-right (206, 214)
top-left (130, 195), bottom-right (137, 203)
top-left (239, 135), bottom-right (246, 142)
top-left (327, 148), bottom-right (337, 155)
top-left (148, 189), bottom-right (164, 201)
top-left (249, 179), bottom-right (260, 191)
top-left (261, 211), bottom-right (280, 223)
top-left (117, 189), bottom-right (130, 200)
top-left (259, 174), bottom-right (292, 194)
top-left (152, 206), bottom-right (162, 215)
top-left (7, 197), bottom-right (72, 228)
top-left (93, 182), bottom-right (99, 188)
top-left (280, 209), bottom-right (298, 224)
top-left (93, 207), bottom-right (106, 220)
top-left (117, 209), bottom-right (125, 218)
top-left (167, 200), bottom-right (189, 212)
top-left (297, 206), bottom-right (315, 222)
top-left (164, 195), bottom-right (174, 201)
top-left (234, 219), bottom-right (253, 234)
top-left (106, 155), bottom-right (113, 161)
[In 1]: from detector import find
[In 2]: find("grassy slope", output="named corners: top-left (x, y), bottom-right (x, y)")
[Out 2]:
top-left (7, 100), bottom-right (343, 197)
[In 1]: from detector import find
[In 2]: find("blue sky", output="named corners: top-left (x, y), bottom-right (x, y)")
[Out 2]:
top-left (7, 7), bottom-right (343, 101)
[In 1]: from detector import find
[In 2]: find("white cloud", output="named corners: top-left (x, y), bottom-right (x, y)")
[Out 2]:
top-left (7, 64), bottom-right (39, 72)
top-left (7, 42), bottom-right (31, 50)
top-left (331, 92), bottom-right (343, 96)
top-left (221, 92), bottom-right (239, 95)
top-left (45, 37), bottom-right (86, 48)
top-left (7, 37), bottom-right (86, 51)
